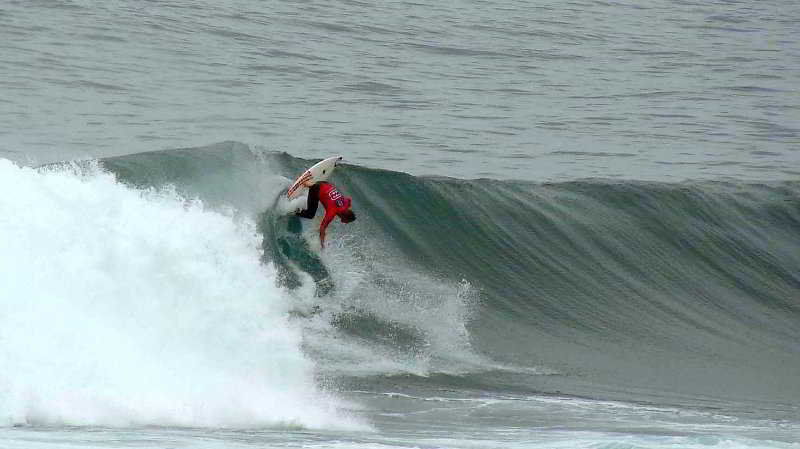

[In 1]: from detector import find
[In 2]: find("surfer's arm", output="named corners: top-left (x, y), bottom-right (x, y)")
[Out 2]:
top-left (319, 211), bottom-right (335, 248)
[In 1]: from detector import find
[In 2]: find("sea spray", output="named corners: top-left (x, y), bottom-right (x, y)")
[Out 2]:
top-left (291, 234), bottom-right (489, 377)
top-left (0, 159), bottom-right (365, 430)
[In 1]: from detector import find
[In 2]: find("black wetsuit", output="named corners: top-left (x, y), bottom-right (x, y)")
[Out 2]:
top-left (296, 182), bottom-right (322, 219)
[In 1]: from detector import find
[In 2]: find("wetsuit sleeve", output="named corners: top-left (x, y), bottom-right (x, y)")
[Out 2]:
top-left (296, 182), bottom-right (321, 219)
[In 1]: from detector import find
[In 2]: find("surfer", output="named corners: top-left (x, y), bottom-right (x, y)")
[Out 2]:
top-left (295, 180), bottom-right (356, 248)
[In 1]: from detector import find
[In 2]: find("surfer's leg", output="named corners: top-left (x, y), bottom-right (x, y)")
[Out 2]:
top-left (296, 183), bottom-right (321, 219)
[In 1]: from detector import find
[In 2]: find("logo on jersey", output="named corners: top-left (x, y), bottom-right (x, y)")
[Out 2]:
top-left (328, 188), bottom-right (342, 201)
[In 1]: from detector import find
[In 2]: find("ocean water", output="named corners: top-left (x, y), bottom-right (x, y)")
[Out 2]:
top-left (1, 1), bottom-right (799, 448)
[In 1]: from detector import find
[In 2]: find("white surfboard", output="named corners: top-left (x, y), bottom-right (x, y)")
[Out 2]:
top-left (286, 156), bottom-right (343, 200)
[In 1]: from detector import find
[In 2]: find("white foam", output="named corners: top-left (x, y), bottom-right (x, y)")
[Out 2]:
top-left (276, 192), bottom-right (309, 216)
top-left (289, 228), bottom-right (492, 377)
top-left (0, 160), bottom-right (366, 430)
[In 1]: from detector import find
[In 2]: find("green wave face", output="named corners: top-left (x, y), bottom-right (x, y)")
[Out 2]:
top-left (99, 142), bottom-right (800, 408)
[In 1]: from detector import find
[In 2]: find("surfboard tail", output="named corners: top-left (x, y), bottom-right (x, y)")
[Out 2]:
top-left (287, 170), bottom-right (312, 198)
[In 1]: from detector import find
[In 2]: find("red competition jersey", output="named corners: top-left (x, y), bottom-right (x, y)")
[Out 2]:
top-left (319, 182), bottom-right (351, 244)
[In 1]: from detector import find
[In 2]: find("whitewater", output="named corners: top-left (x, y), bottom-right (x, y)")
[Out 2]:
top-left (0, 159), bottom-right (363, 430)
